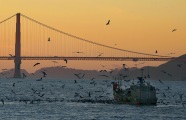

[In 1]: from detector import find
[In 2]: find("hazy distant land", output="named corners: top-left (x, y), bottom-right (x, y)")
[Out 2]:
top-left (1, 54), bottom-right (186, 81)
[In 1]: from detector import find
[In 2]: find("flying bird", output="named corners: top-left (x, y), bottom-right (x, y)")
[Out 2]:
top-left (74, 80), bottom-right (77, 83)
top-left (99, 75), bottom-right (109, 77)
top-left (106, 20), bottom-right (110, 25)
top-left (61, 66), bottom-right (66, 68)
top-left (9, 54), bottom-right (15, 57)
top-left (13, 83), bottom-right (16, 87)
top-left (158, 79), bottom-right (164, 84)
top-left (1, 99), bottom-right (4, 105)
top-left (155, 50), bottom-right (158, 53)
top-left (41, 71), bottom-right (47, 77)
top-left (36, 77), bottom-right (43, 81)
top-left (33, 63), bottom-right (40, 67)
top-left (52, 61), bottom-right (58, 63)
top-left (11, 89), bottom-right (16, 95)
top-left (97, 53), bottom-right (103, 57)
top-left (172, 29), bottom-right (177, 32)
top-left (178, 93), bottom-right (184, 101)
top-left (100, 64), bottom-right (106, 67)
top-left (22, 73), bottom-right (26, 78)
top-left (61, 84), bottom-right (65, 88)
top-left (48, 37), bottom-right (50, 41)
top-left (73, 51), bottom-right (84, 54)
top-left (74, 73), bottom-right (85, 79)
top-left (163, 93), bottom-right (166, 98)
top-left (177, 64), bottom-right (182, 67)
top-left (38, 94), bottom-right (45, 97)
top-left (182, 103), bottom-right (186, 109)
top-left (168, 52), bottom-right (175, 55)
top-left (64, 59), bottom-right (68, 64)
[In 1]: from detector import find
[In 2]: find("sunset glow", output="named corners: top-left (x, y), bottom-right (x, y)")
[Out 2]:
top-left (0, 0), bottom-right (186, 72)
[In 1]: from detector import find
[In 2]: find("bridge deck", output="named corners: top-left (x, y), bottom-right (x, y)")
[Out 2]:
top-left (0, 56), bottom-right (185, 61)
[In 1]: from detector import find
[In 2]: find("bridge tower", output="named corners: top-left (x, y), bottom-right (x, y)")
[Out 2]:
top-left (14, 13), bottom-right (22, 78)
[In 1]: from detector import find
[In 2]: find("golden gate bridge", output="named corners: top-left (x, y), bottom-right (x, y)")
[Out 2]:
top-left (0, 13), bottom-right (185, 78)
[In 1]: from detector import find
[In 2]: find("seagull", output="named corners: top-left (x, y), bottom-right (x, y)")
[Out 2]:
top-left (9, 54), bottom-right (15, 57)
top-left (52, 61), bottom-right (58, 63)
top-left (177, 64), bottom-right (182, 67)
top-left (74, 73), bottom-right (85, 79)
top-left (73, 51), bottom-right (84, 54)
top-left (178, 93), bottom-right (184, 101)
top-left (64, 59), bottom-right (68, 64)
top-left (87, 92), bottom-right (91, 97)
top-left (106, 20), bottom-right (110, 25)
top-left (161, 70), bottom-right (167, 74)
top-left (97, 53), bottom-right (103, 57)
top-left (147, 74), bottom-right (150, 78)
top-left (74, 92), bottom-right (79, 97)
top-left (172, 29), bottom-right (177, 32)
top-left (99, 75), bottom-right (109, 77)
top-left (182, 102), bottom-right (186, 109)
top-left (22, 73), bottom-right (27, 78)
top-left (38, 94), bottom-right (45, 97)
top-left (11, 89), bottom-right (16, 95)
top-left (168, 52), bottom-right (175, 55)
top-left (100, 70), bottom-right (107, 72)
top-left (100, 64), bottom-right (106, 67)
top-left (61, 84), bottom-right (65, 88)
top-left (36, 77), bottom-right (43, 81)
top-left (41, 71), bottom-right (47, 77)
top-left (124, 79), bottom-right (130, 82)
top-left (158, 79), bottom-right (164, 84)
top-left (33, 63), bottom-right (40, 67)
top-left (74, 73), bottom-right (81, 79)
top-left (74, 80), bottom-right (77, 83)
top-left (48, 37), bottom-right (50, 41)
top-left (163, 93), bottom-right (166, 98)
top-left (1, 99), bottom-right (4, 105)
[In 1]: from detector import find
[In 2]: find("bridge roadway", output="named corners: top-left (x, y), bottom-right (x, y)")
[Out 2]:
top-left (0, 56), bottom-right (185, 61)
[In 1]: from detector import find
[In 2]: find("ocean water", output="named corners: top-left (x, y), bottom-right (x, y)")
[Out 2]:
top-left (0, 78), bottom-right (185, 120)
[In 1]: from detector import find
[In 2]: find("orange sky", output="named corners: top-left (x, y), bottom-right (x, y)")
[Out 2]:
top-left (0, 0), bottom-right (186, 73)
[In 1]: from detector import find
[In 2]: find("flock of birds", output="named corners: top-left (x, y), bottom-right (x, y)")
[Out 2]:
top-left (0, 60), bottom-right (185, 110)
top-left (0, 72), bottom-right (117, 105)
top-left (1, 20), bottom-right (185, 109)
top-left (156, 79), bottom-right (186, 108)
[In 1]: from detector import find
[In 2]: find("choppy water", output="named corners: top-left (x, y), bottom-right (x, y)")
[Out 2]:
top-left (0, 78), bottom-right (186, 120)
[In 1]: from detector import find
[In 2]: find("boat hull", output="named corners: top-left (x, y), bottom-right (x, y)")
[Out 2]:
top-left (113, 84), bottom-right (157, 105)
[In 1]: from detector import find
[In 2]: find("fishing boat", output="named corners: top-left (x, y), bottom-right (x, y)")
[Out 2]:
top-left (113, 71), bottom-right (157, 105)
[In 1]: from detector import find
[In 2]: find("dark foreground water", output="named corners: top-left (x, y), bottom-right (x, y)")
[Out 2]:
top-left (0, 78), bottom-right (186, 120)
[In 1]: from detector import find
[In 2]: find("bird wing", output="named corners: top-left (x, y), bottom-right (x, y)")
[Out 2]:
top-left (172, 29), bottom-right (176, 32)
top-left (106, 20), bottom-right (110, 25)
top-left (33, 63), bottom-right (40, 67)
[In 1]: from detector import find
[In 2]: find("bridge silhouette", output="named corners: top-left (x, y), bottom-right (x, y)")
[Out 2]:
top-left (0, 13), bottom-right (184, 78)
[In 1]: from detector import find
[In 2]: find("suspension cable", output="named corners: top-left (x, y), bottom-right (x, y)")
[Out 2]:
top-left (20, 13), bottom-right (171, 58)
